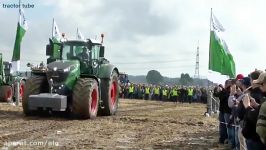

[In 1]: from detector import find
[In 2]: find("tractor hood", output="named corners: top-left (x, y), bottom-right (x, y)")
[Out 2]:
top-left (47, 60), bottom-right (79, 72)
top-left (47, 60), bottom-right (80, 92)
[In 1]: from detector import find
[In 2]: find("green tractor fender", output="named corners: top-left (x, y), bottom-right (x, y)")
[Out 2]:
top-left (98, 64), bottom-right (119, 79)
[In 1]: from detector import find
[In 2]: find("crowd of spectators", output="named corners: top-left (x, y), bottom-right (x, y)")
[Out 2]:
top-left (119, 83), bottom-right (208, 103)
top-left (214, 70), bottom-right (266, 150)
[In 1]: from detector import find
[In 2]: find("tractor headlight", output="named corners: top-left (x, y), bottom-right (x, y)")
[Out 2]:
top-left (92, 61), bottom-right (98, 68)
top-left (63, 67), bottom-right (70, 72)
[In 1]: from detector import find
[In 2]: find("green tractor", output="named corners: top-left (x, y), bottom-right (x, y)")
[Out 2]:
top-left (0, 53), bottom-right (26, 102)
top-left (22, 37), bottom-right (120, 119)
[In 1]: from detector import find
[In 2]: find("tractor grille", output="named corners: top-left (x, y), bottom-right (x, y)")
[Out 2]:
top-left (46, 70), bottom-right (69, 85)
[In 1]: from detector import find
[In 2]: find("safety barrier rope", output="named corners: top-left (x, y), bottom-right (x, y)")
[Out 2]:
top-left (219, 121), bottom-right (240, 128)
top-left (208, 91), bottom-right (248, 150)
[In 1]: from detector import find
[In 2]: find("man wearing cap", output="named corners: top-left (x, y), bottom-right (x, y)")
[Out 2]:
top-left (214, 80), bottom-right (232, 145)
top-left (236, 74), bottom-right (244, 81)
top-left (249, 70), bottom-right (264, 104)
top-left (228, 77), bottom-right (251, 150)
top-left (242, 72), bottom-right (266, 150)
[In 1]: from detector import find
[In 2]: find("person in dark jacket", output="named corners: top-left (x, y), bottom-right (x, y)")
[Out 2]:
top-left (214, 80), bottom-right (234, 146)
top-left (242, 71), bottom-right (266, 150)
top-left (179, 86), bottom-right (186, 103)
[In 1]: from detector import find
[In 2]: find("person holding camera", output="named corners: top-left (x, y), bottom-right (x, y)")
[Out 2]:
top-left (228, 77), bottom-right (251, 150)
top-left (242, 72), bottom-right (266, 150)
top-left (214, 80), bottom-right (233, 145)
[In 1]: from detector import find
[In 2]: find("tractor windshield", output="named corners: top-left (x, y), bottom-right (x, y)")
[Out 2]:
top-left (61, 43), bottom-right (89, 60)
top-left (91, 45), bottom-right (100, 59)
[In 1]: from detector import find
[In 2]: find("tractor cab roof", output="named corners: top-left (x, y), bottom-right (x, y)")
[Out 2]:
top-left (63, 39), bottom-right (102, 46)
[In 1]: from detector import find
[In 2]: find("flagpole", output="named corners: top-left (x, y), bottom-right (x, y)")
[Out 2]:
top-left (18, 0), bottom-right (21, 22)
top-left (52, 18), bottom-right (54, 38)
top-left (77, 27), bottom-right (78, 39)
top-left (210, 8), bottom-right (212, 32)
top-left (208, 8), bottom-right (212, 88)
top-left (207, 8), bottom-right (212, 115)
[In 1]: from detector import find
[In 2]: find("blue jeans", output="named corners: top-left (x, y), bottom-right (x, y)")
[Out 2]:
top-left (224, 113), bottom-right (235, 148)
top-left (234, 126), bottom-right (240, 150)
top-left (219, 112), bottom-right (228, 143)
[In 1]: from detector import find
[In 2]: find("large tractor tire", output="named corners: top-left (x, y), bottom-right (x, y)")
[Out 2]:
top-left (19, 80), bottom-right (26, 101)
top-left (99, 70), bottom-right (119, 116)
top-left (0, 85), bottom-right (13, 102)
top-left (72, 78), bottom-right (99, 119)
top-left (22, 76), bottom-right (48, 115)
top-left (14, 80), bottom-right (26, 102)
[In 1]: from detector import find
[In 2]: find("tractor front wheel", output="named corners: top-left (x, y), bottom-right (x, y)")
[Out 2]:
top-left (19, 80), bottom-right (26, 101)
top-left (0, 85), bottom-right (13, 102)
top-left (99, 70), bottom-right (119, 116)
top-left (14, 80), bottom-right (26, 102)
top-left (22, 76), bottom-right (48, 116)
top-left (72, 78), bottom-right (99, 119)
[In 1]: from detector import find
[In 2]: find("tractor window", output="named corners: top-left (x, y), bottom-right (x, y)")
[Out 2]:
top-left (62, 45), bottom-right (86, 60)
top-left (3, 62), bottom-right (11, 76)
top-left (91, 45), bottom-right (100, 59)
top-left (62, 45), bottom-right (72, 60)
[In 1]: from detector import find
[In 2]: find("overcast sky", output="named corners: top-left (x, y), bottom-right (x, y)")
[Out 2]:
top-left (0, 0), bottom-right (265, 83)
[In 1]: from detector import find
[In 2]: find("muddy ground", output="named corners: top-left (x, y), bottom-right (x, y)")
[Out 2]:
top-left (0, 99), bottom-right (228, 150)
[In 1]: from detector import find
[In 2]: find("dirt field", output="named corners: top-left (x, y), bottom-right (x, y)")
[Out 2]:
top-left (0, 99), bottom-right (228, 150)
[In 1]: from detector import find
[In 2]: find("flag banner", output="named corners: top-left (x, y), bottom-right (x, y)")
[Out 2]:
top-left (77, 28), bottom-right (85, 40)
top-left (52, 19), bottom-right (61, 42)
top-left (211, 13), bottom-right (225, 32)
top-left (12, 8), bottom-right (28, 72)
top-left (50, 19), bottom-right (62, 59)
top-left (209, 11), bottom-right (236, 78)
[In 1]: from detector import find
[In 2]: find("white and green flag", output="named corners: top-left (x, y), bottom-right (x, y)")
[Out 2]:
top-left (209, 11), bottom-right (236, 78)
top-left (12, 8), bottom-right (28, 72)
top-left (50, 19), bottom-right (62, 59)
top-left (76, 28), bottom-right (85, 40)
top-left (52, 19), bottom-right (61, 42)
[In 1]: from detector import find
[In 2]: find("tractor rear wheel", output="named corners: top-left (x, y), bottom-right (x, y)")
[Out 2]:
top-left (0, 85), bottom-right (13, 102)
top-left (22, 76), bottom-right (48, 116)
top-left (72, 78), bottom-right (99, 119)
top-left (99, 70), bottom-right (119, 116)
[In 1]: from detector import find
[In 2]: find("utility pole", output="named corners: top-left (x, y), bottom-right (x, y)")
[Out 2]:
top-left (194, 41), bottom-right (200, 79)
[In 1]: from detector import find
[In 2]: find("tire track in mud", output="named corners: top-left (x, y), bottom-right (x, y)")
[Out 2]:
top-left (0, 118), bottom-right (74, 148)
top-left (0, 99), bottom-right (221, 149)
top-left (118, 101), bottom-right (177, 114)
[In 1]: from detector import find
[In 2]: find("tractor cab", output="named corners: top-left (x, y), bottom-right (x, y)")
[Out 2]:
top-left (0, 59), bottom-right (12, 84)
top-left (46, 38), bottom-right (106, 75)
top-left (0, 53), bottom-right (3, 85)
top-left (3, 62), bottom-right (12, 76)
top-left (60, 40), bottom-right (105, 75)
top-left (119, 73), bottom-right (129, 84)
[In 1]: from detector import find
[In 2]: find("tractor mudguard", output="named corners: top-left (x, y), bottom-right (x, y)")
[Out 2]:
top-left (98, 64), bottom-right (119, 79)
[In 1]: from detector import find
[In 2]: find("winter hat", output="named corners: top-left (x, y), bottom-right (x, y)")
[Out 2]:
top-left (240, 77), bottom-right (251, 88)
top-left (249, 70), bottom-right (263, 80)
top-left (236, 74), bottom-right (244, 80)
top-left (253, 72), bottom-right (266, 84)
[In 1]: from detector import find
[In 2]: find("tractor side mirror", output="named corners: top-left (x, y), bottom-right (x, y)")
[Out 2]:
top-left (46, 44), bottom-right (52, 56)
top-left (100, 46), bottom-right (105, 57)
top-left (26, 63), bottom-right (32, 67)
